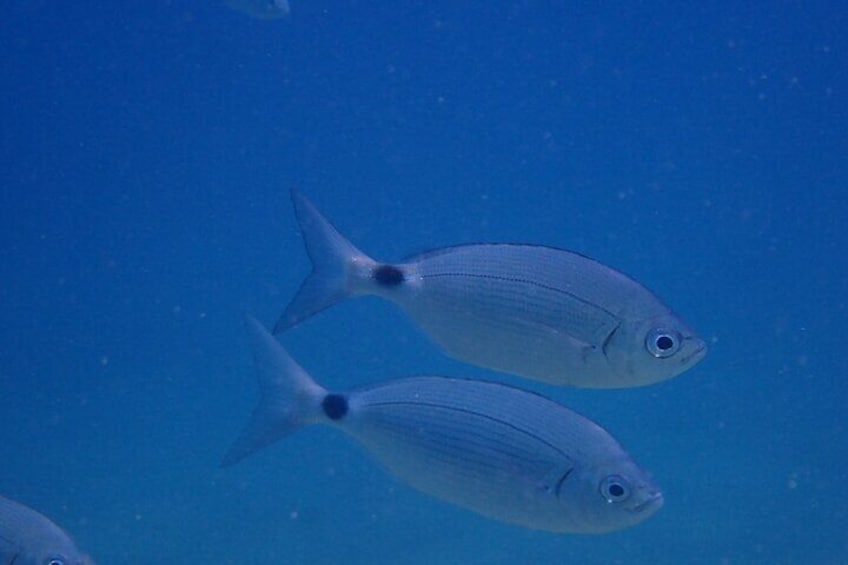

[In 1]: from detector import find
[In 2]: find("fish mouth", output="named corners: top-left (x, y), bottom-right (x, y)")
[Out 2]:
top-left (681, 339), bottom-right (707, 365)
top-left (629, 491), bottom-right (664, 514)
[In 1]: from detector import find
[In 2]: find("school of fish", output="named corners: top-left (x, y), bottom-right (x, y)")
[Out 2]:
top-left (5, 189), bottom-right (705, 560)
top-left (222, 190), bottom-right (706, 534)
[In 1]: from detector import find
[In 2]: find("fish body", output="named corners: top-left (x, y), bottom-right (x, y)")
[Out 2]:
top-left (223, 0), bottom-right (290, 20)
top-left (0, 495), bottom-right (94, 565)
top-left (223, 317), bottom-right (663, 533)
top-left (275, 190), bottom-right (706, 388)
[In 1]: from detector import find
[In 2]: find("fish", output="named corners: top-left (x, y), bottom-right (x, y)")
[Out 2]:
top-left (223, 0), bottom-right (290, 20)
top-left (274, 190), bottom-right (706, 388)
top-left (0, 495), bottom-right (94, 565)
top-left (222, 316), bottom-right (664, 533)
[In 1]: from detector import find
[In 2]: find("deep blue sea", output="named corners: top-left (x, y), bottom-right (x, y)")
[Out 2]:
top-left (1, 1), bottom-right (845, 563)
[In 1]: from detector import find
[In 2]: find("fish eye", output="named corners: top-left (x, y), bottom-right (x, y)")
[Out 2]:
top-left (599, 475), bottom-right (631, 503)
top-left (46, 558), bottom-right (65, 565)
top-left (645, 328), bottom-right (681, 358)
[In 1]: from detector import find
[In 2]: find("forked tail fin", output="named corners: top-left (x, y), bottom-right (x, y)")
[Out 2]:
top-left (221, 316), bottom-right (326, 467)
top-left (274, 189), bottom-right (373, 334)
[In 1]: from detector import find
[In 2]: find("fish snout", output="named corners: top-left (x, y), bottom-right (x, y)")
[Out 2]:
top-left (630, 490), bottom-right (664, 515)
top-left (682, 337), bottom-right (708, 366)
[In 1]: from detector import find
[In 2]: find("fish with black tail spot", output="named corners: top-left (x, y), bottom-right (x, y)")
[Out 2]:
top-left (274, 189), bottom-right (706, 388)
top-left (222, 316), bottom-right (663, 533)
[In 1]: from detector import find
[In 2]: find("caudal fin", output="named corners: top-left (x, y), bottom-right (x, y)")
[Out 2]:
top-left (221, 316), bottom-right (326, 467)
top-left (274, 189), bottom-right (374, 334)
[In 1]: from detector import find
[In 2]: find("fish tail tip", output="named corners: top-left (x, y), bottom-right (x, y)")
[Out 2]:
top-left (271, 315), bottom-right (294, 335)
top-left (222, 314), bottom-right (325, 469)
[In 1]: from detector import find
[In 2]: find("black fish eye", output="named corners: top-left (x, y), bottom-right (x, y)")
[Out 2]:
top-left (646, 328), bottom-right (681, 358)
top-left (600, 475), bottom-right (631, 503)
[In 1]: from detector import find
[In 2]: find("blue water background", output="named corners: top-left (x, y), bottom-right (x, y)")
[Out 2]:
top-left (1, 1), bottom-right (845, 563)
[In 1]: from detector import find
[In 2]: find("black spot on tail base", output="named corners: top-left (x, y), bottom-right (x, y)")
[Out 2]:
top-left (322, 393), bottom-right (348, 420)
top-left (373, 264), bottom-right (404, 286)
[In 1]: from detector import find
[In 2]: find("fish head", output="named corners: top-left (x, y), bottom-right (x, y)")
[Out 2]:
top-left (604, 312), bottom-right (707, 386)
top-left (21, 534), bottom-right (93, 565)
top-left (563, 456), bottom-right (664, 533)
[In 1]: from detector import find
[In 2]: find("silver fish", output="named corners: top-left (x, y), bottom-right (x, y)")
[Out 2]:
top-left (223, 316), bottom-right (664, 533)
top-left (223, 0), bottom-right (290, 20)
top-left (274, 190), bottom-right (706, 388)
top-left (0, 495), bottom-right (94, 565)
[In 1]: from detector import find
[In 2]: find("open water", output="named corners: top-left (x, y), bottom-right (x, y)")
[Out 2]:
top-left (1, 2), bottom-right (845, 563)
